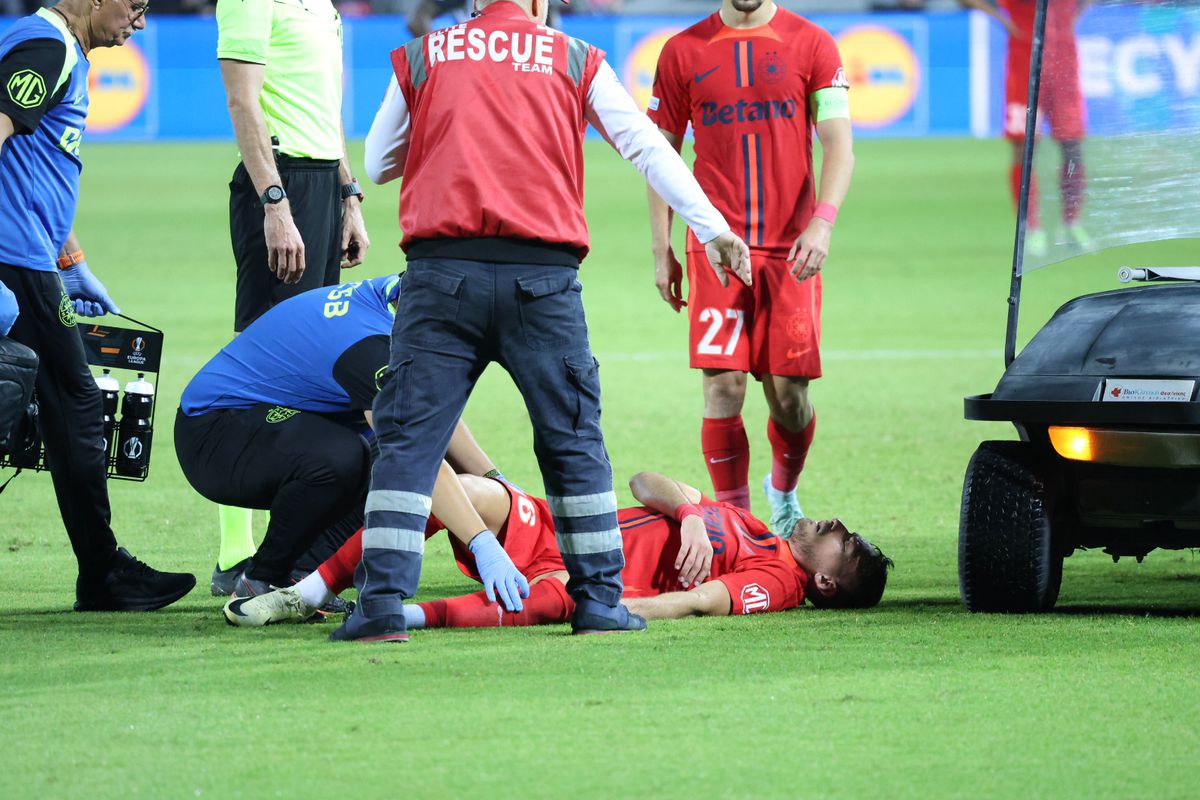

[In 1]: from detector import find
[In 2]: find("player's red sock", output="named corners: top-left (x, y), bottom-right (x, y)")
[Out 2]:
top-left (1061, 159), bottom-right (1086, 224)
top-left (1010, 162), bottom-right (1040, 229)
top-left (418, 578), bottom-right (574, 628)
top-left (768, 414), bottom-right (816, 493)
top-left (317, 528), bottom-right (363, 595)
top-left (702, 416), bottom-right (751, 509)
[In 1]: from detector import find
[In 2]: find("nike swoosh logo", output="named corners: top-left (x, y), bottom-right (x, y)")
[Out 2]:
top-left (786, 349), bottom-right (805, 359)
top-left (694, 66), bottom-right (720, 83)
top-left (709, 455), bottom-right (738, 464)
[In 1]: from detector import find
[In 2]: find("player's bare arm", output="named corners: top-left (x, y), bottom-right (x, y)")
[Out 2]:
top-left (445, 419), bottom-right (498, 477)
top-left (789, 116), bottom-right (854, 282)
top-left (958, 0), bottom-right (1020, 37)
top-left (623, 581), bottom-right (732, 620)
top-left (628, 471), bottom-right (713, 588)
top-left (432, 464), bottom-right (530, 611)
top-left (219, 59), bottom-right (306, 285)
top-left (647, 128), bottom-right (686, 312)
top-left (337, 118), bottom-right (369, 269)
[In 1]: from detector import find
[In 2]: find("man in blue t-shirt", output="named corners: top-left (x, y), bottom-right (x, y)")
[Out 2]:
top-left (0, 0), bottom-right (195, 612)
top-left (176, 275), bottom-right (506, 598)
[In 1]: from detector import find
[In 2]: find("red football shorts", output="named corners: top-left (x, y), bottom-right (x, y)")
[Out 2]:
top-left (686, 249), bottom-right (822, 378)
top-left (1004, 41), bottom-right (1085, 142)
top-left (449, 480), bottom-right (566, 582)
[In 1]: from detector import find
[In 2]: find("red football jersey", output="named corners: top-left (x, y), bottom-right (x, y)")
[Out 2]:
top-left (648, 8), bottom-right (846, 256)
top-left (617, 500), bottom-right (807, 614)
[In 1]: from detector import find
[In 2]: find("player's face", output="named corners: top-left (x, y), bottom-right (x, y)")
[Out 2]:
top-left (790, 518), bottom-right (872, 587)
top-left (727, 0), bottom-right (766, 15)
top-left (94, 0), bottom-right (148, 47)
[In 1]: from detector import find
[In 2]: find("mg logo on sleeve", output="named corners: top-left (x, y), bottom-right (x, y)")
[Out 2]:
top-left (7, 69), bottom-right (46, 109)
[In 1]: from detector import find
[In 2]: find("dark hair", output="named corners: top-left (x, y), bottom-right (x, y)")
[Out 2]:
top-left (810, 541), bottom-right (894, 610)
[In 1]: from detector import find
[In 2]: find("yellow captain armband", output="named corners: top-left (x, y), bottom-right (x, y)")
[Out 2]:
top-left (811, 87), bottom-right (850, 123)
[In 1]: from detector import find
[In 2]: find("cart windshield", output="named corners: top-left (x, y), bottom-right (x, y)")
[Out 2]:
top-left (1016, 0), bottom-right (1200, 275)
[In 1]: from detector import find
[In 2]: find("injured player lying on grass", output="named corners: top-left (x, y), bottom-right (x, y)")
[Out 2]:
top-left (224, 470), bottom-right (893, 629)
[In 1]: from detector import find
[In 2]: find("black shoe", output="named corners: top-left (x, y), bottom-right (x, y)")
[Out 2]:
top-left (231, 570), bottom-right (276, 600)
top-left (210, 557), bottom-right (252, 597)
top-left (329, 606), bottom-right (408, 643)
top-left (571, 601), bottom-right (648, 635)
top-left (75, 547), bottom-right (196, 612)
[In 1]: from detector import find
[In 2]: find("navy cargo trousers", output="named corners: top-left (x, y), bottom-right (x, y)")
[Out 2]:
top-left (347, 258), bottom-right (625, 635)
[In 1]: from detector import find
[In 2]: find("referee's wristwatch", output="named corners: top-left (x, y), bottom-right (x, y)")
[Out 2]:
top-left (341, 180), bottom-right (364, 203)
top-left (259, 185), bottom-right (287, 206)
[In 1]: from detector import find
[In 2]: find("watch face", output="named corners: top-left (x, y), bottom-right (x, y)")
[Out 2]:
top-left (266, 186), bottom-right (284, 202)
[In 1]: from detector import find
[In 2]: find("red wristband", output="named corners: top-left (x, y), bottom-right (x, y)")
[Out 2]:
top-left (674, 503), bottom-right (703, 522)
top-left (813, 203), bottom-right (839, 225)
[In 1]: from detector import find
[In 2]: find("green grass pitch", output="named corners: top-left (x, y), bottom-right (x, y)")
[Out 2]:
top-left (2, 138), bottom-right (1198, 798)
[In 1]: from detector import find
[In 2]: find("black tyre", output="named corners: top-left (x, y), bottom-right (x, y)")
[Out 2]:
top-left (959, 440), bottom-right (1064, 613)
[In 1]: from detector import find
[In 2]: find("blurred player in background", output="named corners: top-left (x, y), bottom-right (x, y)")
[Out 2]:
top-left (961, 0), bottom-right (1090, 256)
top-left (226, 470), bottom-right (892, 628)
top-left (406, 0), bottom-right (560, 37)
top-left (0, 0), bottom-right (196, 611)
top-left (646, 0), bottom-right (855, 537)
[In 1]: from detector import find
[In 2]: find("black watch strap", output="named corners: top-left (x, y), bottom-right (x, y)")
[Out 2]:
top-left (259, 185), bottom-right (286, 206)
top-left (341, 181), bottom-right (364, 202)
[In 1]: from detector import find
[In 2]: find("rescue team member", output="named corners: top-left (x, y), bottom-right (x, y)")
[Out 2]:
top-left (226, 471), bottom-right (893, 628)
top-left (344, 0), bottom-right (752, 642)
top-left (646, 0), bottom-right (855, 537)
top-left (215, 0), bottom-right (372, 574)
top-left (176, 275), bottom-right (518, 602)
top-left (0, 0), bottom-right (196, 611)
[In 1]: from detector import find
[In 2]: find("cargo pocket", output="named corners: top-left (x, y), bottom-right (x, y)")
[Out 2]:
top-left (517, 273), bottom-right (586, 350)
top-left (564, 351), bottom-right (603, 438)
top-left (402, 267), bottom-right (465, 345)
top-left (379, 357), bottom-right (414, 427)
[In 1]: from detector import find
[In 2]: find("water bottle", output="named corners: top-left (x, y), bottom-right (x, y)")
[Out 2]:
top-left (115, 373), bottom-right (154, 477)
top-left (94, 369), bottom-right (120, 461)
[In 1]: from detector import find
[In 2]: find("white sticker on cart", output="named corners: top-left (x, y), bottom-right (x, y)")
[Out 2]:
top-left (1102, 379), bottom-right (1196, 402)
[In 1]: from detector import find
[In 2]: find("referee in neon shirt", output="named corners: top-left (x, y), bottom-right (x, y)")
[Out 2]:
top-left (216, 0), bottom-right (370, 331)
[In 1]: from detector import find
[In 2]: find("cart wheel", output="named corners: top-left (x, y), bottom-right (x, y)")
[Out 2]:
top-left (959, 440), bottom-right (1063, 613)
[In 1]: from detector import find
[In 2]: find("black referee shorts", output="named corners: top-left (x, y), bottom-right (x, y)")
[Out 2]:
top-left (229, 156), bottom-right (342, 332)
top-left (174, 405), bottom-right (370, 585)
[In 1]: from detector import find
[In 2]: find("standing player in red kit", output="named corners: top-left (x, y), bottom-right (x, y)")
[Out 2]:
top-left (962, 0), bottom-right (1090, 256)
top-left (645, 0), bottom-right (855, 538)
top-left (225, 470), bottom-right (893, 629)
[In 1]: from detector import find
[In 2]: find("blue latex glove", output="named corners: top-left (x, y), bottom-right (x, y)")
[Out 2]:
top-left (59, 261), bottom-right (120, 318)
top-left (0, 281), bottom-right (17, 336)
top-left (469, 530), bottom-right (530, 612)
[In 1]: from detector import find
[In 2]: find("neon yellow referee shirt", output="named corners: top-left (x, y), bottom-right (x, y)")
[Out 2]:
top-left (216, 0), bottom-right (343, 161)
